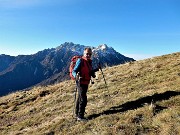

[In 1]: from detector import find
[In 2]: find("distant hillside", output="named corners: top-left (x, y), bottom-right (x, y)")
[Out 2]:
top-left (0, 42), bottom-right (134, 96)
top-left (0, 52), bottom-right (179, 135)
top-left (0, 54), bottom-right (15, 72)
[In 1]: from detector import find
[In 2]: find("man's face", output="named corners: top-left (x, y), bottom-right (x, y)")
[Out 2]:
top-left (84, 49), bottom-right (92, 59)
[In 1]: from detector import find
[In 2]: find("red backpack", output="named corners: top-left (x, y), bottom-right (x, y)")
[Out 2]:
top-left (69, 56), bottom-right (82, 80)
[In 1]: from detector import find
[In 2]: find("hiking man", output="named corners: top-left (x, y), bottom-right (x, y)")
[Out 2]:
top-left (72, 47), bottom-right (100, 121)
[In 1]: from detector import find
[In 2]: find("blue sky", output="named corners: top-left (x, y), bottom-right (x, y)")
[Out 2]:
top-left (0, 0), bottom-right (179, 60)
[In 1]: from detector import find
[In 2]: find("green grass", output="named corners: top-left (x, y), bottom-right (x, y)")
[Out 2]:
top-left (0, 52), bottom-right (180, 135)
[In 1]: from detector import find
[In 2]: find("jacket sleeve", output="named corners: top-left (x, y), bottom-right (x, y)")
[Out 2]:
top-left (72, 58), bottom-right (81, 78)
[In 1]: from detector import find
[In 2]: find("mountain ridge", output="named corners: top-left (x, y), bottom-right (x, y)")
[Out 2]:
top-left (0, 42), bottom-right (135, 96)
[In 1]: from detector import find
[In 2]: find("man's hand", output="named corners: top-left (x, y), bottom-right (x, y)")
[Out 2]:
top-left (76, 72), bottom-right (82, 80)
top-left (75, 72), bottom-right (80, 80)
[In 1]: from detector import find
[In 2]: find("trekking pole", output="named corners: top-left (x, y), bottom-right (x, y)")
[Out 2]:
top-left (99, 62), bottom-right (108, 91)
top-left (72, 86), bottom-right (77, 118)
top-left (72, 73), bottom-right (81, 118)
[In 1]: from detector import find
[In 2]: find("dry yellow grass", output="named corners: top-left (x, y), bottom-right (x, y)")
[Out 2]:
top-left (0, 52), bottom-right (180, 135)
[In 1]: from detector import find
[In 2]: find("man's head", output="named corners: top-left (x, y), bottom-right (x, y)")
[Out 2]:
top-left (83, 48), bottom-right (92, 59)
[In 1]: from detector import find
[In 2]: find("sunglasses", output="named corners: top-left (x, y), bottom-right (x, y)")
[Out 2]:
top-left (86, 53), bottom-right (92, 56)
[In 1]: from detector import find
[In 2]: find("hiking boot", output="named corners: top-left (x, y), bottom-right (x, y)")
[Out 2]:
top-left (77, 117), bottom-right (88, 122)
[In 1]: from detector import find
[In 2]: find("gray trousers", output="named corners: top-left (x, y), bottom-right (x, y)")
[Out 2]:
top-left (75, 84), bottom-right (88, 118)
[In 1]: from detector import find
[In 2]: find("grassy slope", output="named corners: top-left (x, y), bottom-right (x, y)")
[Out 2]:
top-left (0, 52), bottom-right (180, 135)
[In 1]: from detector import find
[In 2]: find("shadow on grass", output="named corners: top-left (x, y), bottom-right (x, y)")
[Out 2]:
top-left (87, 90), bottom-right (180, 120)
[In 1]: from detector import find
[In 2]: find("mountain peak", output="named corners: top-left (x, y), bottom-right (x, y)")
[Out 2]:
top-left (98, 44), bottom-right (108, 50)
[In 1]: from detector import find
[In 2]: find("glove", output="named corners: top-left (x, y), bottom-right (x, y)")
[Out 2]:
top-left (91, 71), bottom-right (96, 78)
top-left (98, 63), bottom-right (102, 70)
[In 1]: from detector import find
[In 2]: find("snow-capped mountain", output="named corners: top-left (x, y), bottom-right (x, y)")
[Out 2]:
top-left (0, 42), bottom-right (135, 96)
top-left (54, 42), bottom-right (133, 67)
